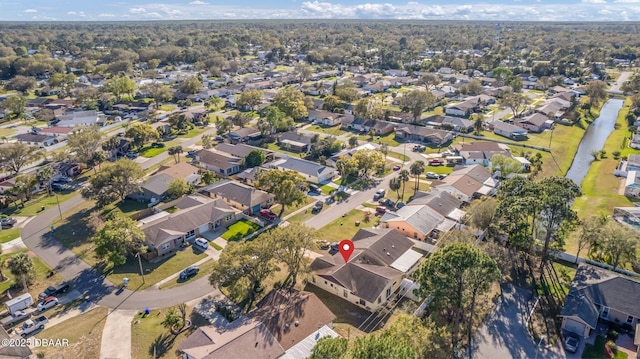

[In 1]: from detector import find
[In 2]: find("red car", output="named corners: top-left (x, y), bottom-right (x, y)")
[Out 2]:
top-left (428, 159), bottom-right (444, 166)
top-left (259, 209), bottom-right (277, 220)
top-left (393, 165), bottom-right (401, 171)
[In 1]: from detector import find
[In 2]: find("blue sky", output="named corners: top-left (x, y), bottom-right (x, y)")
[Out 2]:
top-left (2, 0), bottom-right (638, 21)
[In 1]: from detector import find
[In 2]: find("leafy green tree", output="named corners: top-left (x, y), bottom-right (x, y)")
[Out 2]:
top-left (178, 76), bottom-right (202, 94)
top-left (577, 215), bottom-right (608, 263)
top-left (244, 149), bottom-right (265, 168)
top-left (335, 156), bottom-right (358, 185)
top-left (498, 91), bottom-right (531, 119)
top-left (125, 122), bottom-right (159, 150)
top-left (348, 136), bottom-right (358, 148)
top-left (414, 242), bottom-right (500, 356)
top-left (418, 73), bottom-right (440, 90)
top-left (67, 125), bottom-right (103, 165)
top-left (592, 221), bottom-right (640, 270)
top-left (268, 223), bottom-right (317, 287)
top-left (0, 143), bottom-right (41, 174)
top-left (236, 89), bottom-right (263, 111)
top-left (1, 95), bottom-right (27, 119)
top-left (81, 159), bottom-right (144, 207)
top-left (201, 134), bottom-right (214, 149)
top-left (92, 213), bottom-right (146, 266)
top-left (215, 117), bottom-right (232, 135)
top-left (295, 63), bottom-right (314, 82)
top-left (34, 108), bottom-right (55, 123)
top-left (398, 90), bottom-right (435, 123)
top-left (586, 80), bottom-right (608, 107)
top-left (255, 170), bottom-right (308, 216)
top-left (105, 75), bottom-right (136, 101)
top-left (232, 112), bottom-right (253, 128)
top-left (168, 113), bottom-right (190, 131)
top-left (321, 95), bottom-right (344, 113)
top-left (201, 170), bottom-right (217, 185)
top-left (141, 82), bottom-right (173, 110)
top-left (273, 86), bottom-right (309, 120)
top-left (10, 174), bottom-right (38, 206)
top-left (354, 97), bottom-right (383, 120)
top-left (490, 154), bottom-right (522, 178)
top-left (6, 76), bottom-right (36, 94)
top-left (209, 239), bottom-right (279, 310)
top-left (8, 253), bottom-right (36, 289)
top-left (88, 151), bottom-right (107, 174)
top-left (350, 332), bottom-right (416, 359)
top-left (48, 73), bottom-right (76, 96)
top-left (311, 337), bottom-right (348, 359)
top-left (168, 178), bottom-right (191, 199)
top-left (352, 149), bottom-right (385, 178)
top-left (410, 160), bottom-right (425, 193)
top-left (334, 81), bottom-right (359, 102)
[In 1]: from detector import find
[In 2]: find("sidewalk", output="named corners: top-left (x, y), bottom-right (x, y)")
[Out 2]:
top-left (282, 198), bottom-right (323, 221)
top-left (0, 237), bottom-right (27, 254)
top-left (99, 309), bottom-right (137, 359)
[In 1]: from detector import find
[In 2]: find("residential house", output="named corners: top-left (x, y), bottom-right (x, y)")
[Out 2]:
top-left (343, 117), bottom-right (375, 132)
top-left (308, 109), bottom-right (353, 127)
top-left (453, 142), bottom-right (512, 166)
top-left (624, 171), bottom-right (640, 198)
top-left (395, 125), bottom-right (454, 145)
top-left (276, 131), bottom-right (314, 153)
top-left (0, 326), bottom-right (31, 358)
top-left (200, 179), bottom-right (274, 215)
top-left (178, 318), bottom-right (286, 359)
top-left (55, 110), bottom-right (103, 127)
top-left (489, 121), bottom-right (528, 140)
top-left (384, 69), bottom-right (408, 77)
top-left (560, 263), bottom-right (640, 338)
top-left (423, 115), bottom-right (474, 133)
top-left (380, 205), bottom-right (448, 241)
top-left (140, 195), bottom-right (238, 259)
top-left (516, 113), bottom-right (554, 133)
top-left (444, 100), bottom-right (478, 118)
top-left (612, 207), bottom-right (640, 231)
top-left (236, 167), bottom-right (264, 187)
top-left (249, 289), bottom-right (338, 352)
top-left (328, 143), bottom-right (377, 167)
top-left (14, 133), bottom-right (57, 147)
top-left (370, 120), bottom-right (397, 135)
top-left (537, 99), bottom-right (569, 120)
top-left (628, 154), bottom-right (640, 172)
top-left (196, 149), bottom-right (243, 176)
top-left (227, 126), bottom-right (262, 145)
top-left (407, 189), bottom-right (466, 222)
top-left (267, 157), bottom-right (336, 184)
top-left (130, 162), bottom-right (201, 202)
top-left (215, 143), bottom-right (275, 163)
top-left (37, 126), bottom-right (74, 139)
top-left (432, 164), bottom-right (498, 201)
top-left (310, 228), bottom-right (423, 311)
top-left (26, 97), bottom-right (52, 108)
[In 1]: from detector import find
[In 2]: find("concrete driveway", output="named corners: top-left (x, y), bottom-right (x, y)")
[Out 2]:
top-left (469, 285), bottom-right (564, 359)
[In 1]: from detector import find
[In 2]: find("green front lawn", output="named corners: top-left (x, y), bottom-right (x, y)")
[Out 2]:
top-left (358, 132), bottom-right (403, 147)
top-left (386, 151), bottom-right (409, 162)
top-left (270, 196), bottom-right (315, 217)
top-left (0, 249), bottom-right (65, 301)
top-left (139, 146), bottom-right (168, 158)
top-left (425, 164), bottom-right (454, 175)
top-left (35, 307), bottom-right (109, 359)
top-left (0, 228), bottom-right (20, 243)
top-left (0, 127), bottom-right (17, 137)
top-left (265, 142), bottom-right (305, 158)
top-left (1, 190), bottom-right (80, 217)
top-left (320, 184), bottom-right (336, 195)
top-left (159, 105), bottom-right (175, 111)
top-left (314, 209), bottom-right (374, 243)
top-left (220, 219), bottom-right (261, 241)
top-left (159, 259), bottom-right (215, 290)
top-left (131, 306), bottom-right (209, 359)
top-left (179, 127), bottom-right (208, 138)
top-left (307, 124), bottom-right (347, 136)
top-left (583, 336), bottom-right (628, 359)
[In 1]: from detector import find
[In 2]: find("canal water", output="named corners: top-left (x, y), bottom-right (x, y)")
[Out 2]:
top-left (565, 98), bottom-right (625, 186)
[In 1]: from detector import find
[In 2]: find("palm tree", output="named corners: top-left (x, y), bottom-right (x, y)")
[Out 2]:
top-left (168, 146), bottom-right (183, 164)
top-left (398, 169), bottom-right (410, 202)
top-left (36, 166), bottom-right (55, 195)
top-left (389, 177), bottom-right (401, 201)
top-left (7, 253), bottom-right (35, 289)
top-left (409, 160), bottom-right (425, 193)
top-left (161, 308), bottom-right (182, 335)
top-left (12, 175), bottom-right (38, 205)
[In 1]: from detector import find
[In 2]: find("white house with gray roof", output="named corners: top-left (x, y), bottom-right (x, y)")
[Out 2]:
top-left (267, 156), bottom-right (336, 184)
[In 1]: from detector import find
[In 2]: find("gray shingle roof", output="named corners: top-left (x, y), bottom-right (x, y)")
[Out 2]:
top-left (381, 205), bottom-right (445, 237)
top-left (407, 189), bottom-right (462, 217)
top-left (141, 173), bottom-right (175, 197)
top-left (270, 157), bottom-right (334, 178)
top-left (201, 179), bottom-right (273, 208)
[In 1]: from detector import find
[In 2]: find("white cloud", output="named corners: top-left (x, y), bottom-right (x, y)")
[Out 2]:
top-left (613, 0), bottom-right (640, 2)
top-left (189, 0), bottom-right (209, 4)
top-left (581, 0), bottom-right (607, 3)
top-left (98, 13), bottom-right (115, 17)
top-left (130, 8), bottom-right (146, 14)
top-left (24, 9), bottom-right (37, 13)
top-left (67, 11), bottom-right (86, 16)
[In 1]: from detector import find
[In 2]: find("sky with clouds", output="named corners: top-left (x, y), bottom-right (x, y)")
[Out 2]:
top-left (2, 0), bottom-right (640, 21)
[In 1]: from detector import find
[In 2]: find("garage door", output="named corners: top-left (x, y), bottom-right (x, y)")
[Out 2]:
top-left (564, 318), bottom-right (586, 336)
top-left (198, 223), bottom-right (210, 235)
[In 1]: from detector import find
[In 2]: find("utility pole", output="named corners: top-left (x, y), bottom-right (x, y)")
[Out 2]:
top-left (136, 253), bottom-right (145, 283)
top-left (55, 191), bottom-right (62, 220)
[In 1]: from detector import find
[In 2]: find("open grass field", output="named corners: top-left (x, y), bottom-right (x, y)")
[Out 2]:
top-left (270, 196), bottom-right (315, 217)
top-left (1, 190), bottom-right (80, 217)
top-left (0, 228), bottom-right (20, 243)
top-left (307, 124), bottom-right (347, 136)
top-left (314, 209), bottom-right (374, 243)
top-left (220, 219), bottom-right (261, 241)
top-left (139, 146), bottom-right (168, 158)
top-left (0, 249), bottom-right (65, 301)
top-left (159, 259), bottom-right (215, 290)
top-left (35, 307), bottom-right (109, 359)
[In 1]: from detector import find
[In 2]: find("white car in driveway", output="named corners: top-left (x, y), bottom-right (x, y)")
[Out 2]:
top-left (193, 237), bottom-right (209, 250)
top-left (36, 296), bottom-right (59, 312)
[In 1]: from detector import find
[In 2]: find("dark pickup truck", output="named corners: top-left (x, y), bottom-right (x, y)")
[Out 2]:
top-left (0, 310), bottom-right (32, 329)
top-left (38, 282), bottom-right (71, 300)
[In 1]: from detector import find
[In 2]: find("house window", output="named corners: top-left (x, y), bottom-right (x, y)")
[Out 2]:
top-left (343, 290), bottom-right (348, 298)
top-left (386, 288), bottom-right (391, 298)
top-left (601, 307), bottom-right (610, 318)
top-left (186, 230), bottom-right (195, 238)
top-left (226, 215), bottom-right (232, 221)
top-left (160, 243), bottom-right (170, 251)
top-left (359, 299), bottom-right (366, 306)
top-left (627, 316), bottom-right (634, 324)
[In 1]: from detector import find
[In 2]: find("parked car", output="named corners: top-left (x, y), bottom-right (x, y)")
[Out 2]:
top-left (0, 310), bottom-right (32, 329)
top-left (564, 334), bottom-right (580, 353)
top-left (412, 145), bottom-right (425, 152)
top-left (193, 237), bottom-right (209, 250)
top-left (125, 151), bottom-right (138, 159)
top-left (16, 316), bottom-right (48, 337)
top-left (38, 282), bottom-right (70, 299)
top-left (36, 297), bottom-right (59, 312)
top-left (376, 206), bottom-right (387, 215)
top-left (187, 150), bottom-right (197, 157)
top-left (383, 199), bottom-right (396, 208)
top-left (179, 266), bottom-right (200, 280)
top-left (426, 172), bottom-right (439, 179)
top-left (259, 209), bottom-right (277, 220)
top-left (317, 240), bottom-right (331, 250)
top-left (312, 201), bottom-right (324, 213)
top-left (396, 202), bottom-right (406, 209)
top-left (325, 197), bottom-right (335, 205)
top-left (428, 159), bottom-right (444, 166)
top-left (373, 188), bottom-right (386, 201)
top-left (392, 165), bottom-right (401, 171)
top-left (0, 217), bottom-right (17, 228)
top-left (308, 185), bottom-right (321, 194)
top-left (51, 183), bottom-right (68, 192)
top-left (214, 136), bottom-right (224, 141)
top-left (330, 242), bottom-right (339, 251)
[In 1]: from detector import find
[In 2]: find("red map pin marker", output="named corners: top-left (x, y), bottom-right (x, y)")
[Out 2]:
top-left (339, 239), bottom-right (354, 263)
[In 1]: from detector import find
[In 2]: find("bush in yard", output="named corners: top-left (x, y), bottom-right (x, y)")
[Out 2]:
top-left (612, 151), bottom-right (621, 160)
